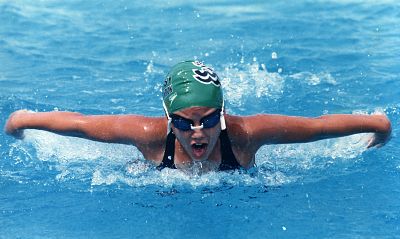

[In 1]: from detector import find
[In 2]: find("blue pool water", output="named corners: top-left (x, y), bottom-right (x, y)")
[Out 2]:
top-left (1, 0), bottom-right (399, 238)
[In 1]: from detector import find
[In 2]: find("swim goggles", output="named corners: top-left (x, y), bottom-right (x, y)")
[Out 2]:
top-left (163, 101), bottom-right (226, 133)
top-left (170, 109), bottom-right (221, 131)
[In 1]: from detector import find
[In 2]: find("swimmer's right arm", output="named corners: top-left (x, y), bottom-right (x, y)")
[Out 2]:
top-left (4, 110), bottom-right (166, 146)
top-left (5, 110), bottom-right (91, 139)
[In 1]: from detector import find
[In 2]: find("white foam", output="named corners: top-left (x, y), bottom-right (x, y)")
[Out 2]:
top-left (290, 72), bottom-right (337, 86)
top-left (257, 133), bottom-right (371, 173)
top-left (23, 130), bottom-right (137, 162)
top-left (221, 61), bottom-right (285, 107)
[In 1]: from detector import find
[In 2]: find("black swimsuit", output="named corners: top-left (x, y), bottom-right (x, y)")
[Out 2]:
top-left (156, 130), bottom-right (241, 171)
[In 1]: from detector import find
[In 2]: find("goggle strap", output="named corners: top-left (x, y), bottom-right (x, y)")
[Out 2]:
top-left (162, 101), bottom-right (172, 134)
top-left (220, 101), bottom-right (226, 130)
top-left (167, 118), bottom-right (172, 134)
top-left (220, 114), bottom-right (226, 130)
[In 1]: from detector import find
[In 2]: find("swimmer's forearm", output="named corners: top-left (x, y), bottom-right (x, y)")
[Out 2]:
top-left (280, 114), bottom-right (391, 143)
top-left (250, 113), bottom-right (391, 146)
top-left (316, 114), bottom-right (391, 139)
top-left (5, 111), bottom-right (111, 140)
top-left (6, 111), bottom-right (85, 135)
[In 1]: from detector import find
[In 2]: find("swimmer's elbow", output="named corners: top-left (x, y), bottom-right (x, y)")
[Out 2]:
top-left (377, 115), bottom-right (391, 134)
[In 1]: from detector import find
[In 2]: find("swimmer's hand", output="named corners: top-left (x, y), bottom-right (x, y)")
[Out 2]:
top-left (367, 113), bottom-right (392, 148)
top-left (4, 110), bottom-right (31, 139)
top-left (367, 132), bottom-right (391, 148)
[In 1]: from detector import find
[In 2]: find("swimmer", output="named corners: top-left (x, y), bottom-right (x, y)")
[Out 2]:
top-left (4, 60), bottom-right (392, 172)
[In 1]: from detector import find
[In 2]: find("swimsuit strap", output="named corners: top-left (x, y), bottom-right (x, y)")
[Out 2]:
top-left (158, 130), bottom-right (240, 171)
top-left (218, 129), bottom-right (241, 171)
top-left (156, 131), bottom-right (176, 170)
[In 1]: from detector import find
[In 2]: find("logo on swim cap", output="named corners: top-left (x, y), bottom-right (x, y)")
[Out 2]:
top-left (162, 76), bottom-right (173, 98)
top-left (191, 61), bottom-right (221, 87)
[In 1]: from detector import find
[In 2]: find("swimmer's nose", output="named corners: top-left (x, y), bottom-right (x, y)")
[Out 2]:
top-left (191, 125), bottom-right (205, 138)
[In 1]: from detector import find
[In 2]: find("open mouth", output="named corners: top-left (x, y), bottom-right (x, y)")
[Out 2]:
top-left (191, 143), bottom-right (208, 158)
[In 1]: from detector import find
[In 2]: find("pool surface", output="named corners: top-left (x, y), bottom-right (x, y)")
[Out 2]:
top-left (1, 1), bottom-right (399, 238)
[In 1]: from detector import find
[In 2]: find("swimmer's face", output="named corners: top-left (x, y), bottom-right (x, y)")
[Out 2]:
top-left (171, 107), bottom-right (221, 162)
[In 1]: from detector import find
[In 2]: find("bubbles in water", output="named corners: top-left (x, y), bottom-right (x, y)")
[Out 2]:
top-left (290, 72), bottom-right (337, 86)
top-left (220, 60), bottom-right (285, 107)
top-left (145, 60), bottom-right (154, 73)
top-left (92, 170), bottom-right (119, 185)
top-left (256, 132), bottom-right (370, 183)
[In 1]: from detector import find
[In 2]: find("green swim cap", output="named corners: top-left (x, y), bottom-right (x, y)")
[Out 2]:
top-left (162, 60), bottom-right (223, 114)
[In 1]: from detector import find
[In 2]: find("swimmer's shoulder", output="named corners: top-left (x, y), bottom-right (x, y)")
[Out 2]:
top-left (225, 114), bottom-right (275, 148)
top-left (112, 115), bottom-right (168, 145)
top-left (225, 114), bottom-right (251, 144)
top-left (225, 114), bottom-right (262, 133)
top-left (224, 114), bottom-right (256, 168)
top-left (116, 115), bottom-right (168, 162)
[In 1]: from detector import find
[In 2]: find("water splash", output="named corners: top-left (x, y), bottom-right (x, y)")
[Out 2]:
top-left (289, 71), bottom-right (338, 86)
top-left (220, 61), bottom-right (285, 107)
top-left (7, 127), bottom-right (372, 189)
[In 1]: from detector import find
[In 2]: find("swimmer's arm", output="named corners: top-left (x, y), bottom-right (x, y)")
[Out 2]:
top-left (4, 110), bottom-right (165, 146)
top-left (248, 114), bottom-right (391, 148)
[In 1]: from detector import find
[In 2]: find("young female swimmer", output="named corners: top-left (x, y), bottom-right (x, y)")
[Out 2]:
top-left (5, 61), bottom-right (392, 172)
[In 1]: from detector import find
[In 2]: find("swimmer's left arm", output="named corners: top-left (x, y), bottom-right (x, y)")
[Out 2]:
top-left (246, 113), bottom-right (391, 149)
